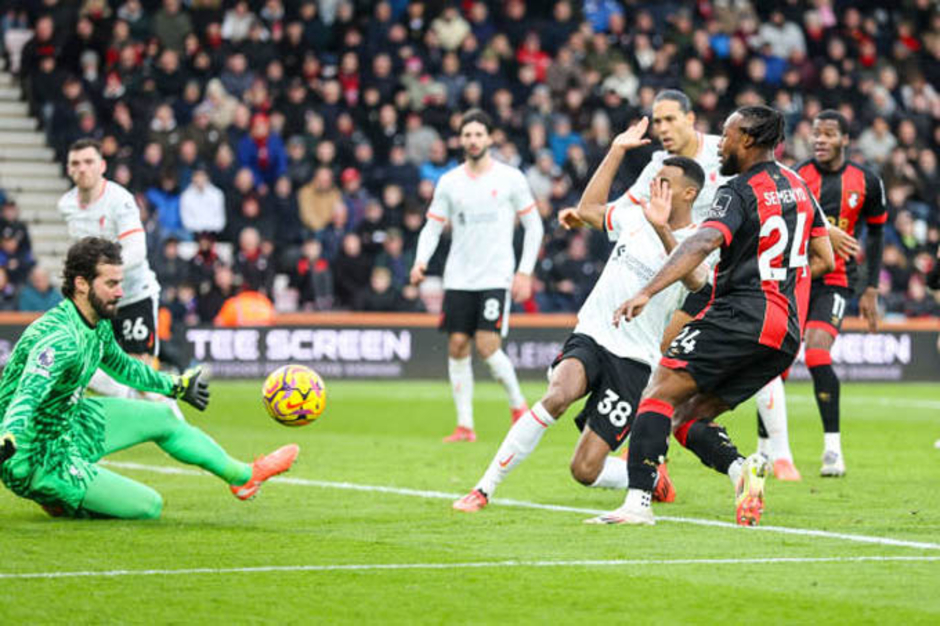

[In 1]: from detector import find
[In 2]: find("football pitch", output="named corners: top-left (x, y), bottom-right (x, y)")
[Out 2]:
top-left (1, 380), bottom-right (938, 624)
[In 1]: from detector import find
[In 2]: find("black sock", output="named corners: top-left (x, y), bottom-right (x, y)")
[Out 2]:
top-left (626, 400), bottom-right (673, 492)
top-left (757, 411), bottom-right (768, 438)
top-left (809, 364), bottom-right (840, 433)
top-left (685, 420), bottom-right (743, 475)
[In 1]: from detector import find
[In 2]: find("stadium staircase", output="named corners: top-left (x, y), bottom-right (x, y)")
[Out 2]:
top-left (0, 61), bottom-right (70, 275)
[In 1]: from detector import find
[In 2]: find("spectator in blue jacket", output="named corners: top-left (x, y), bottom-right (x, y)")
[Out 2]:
top-left (17, 266), bottom-right (62, 312)
top-left (145, 171), bottom-right (187, 241)
top-left (237, 113), bottom-right (287, 191)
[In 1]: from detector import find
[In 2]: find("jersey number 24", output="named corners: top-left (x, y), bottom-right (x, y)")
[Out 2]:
top-left (758, 212), bottom-right (809, 282)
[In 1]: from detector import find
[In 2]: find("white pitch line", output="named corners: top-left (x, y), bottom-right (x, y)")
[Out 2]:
top-left (103, 461), bottom-right (940, 552)
top-left (2, 555), bottom-right (939, 581)
top-left (785, 395), bottom-right (940, 410)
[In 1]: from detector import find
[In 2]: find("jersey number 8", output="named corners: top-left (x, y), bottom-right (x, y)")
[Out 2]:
top-left (482, 298), bottom-right (501, 321)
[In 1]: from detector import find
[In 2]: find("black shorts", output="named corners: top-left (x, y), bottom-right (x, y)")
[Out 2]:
top-left (679, 285), bottom-right (713, 318)
top-left (661, 311), bottom-right (796, 409)
top-left (551, 333), bottom-right (651, 451)
top-left (806, 283), bottom-right (851, 338)
top-left (114, 296), bottom-right (159, 356)
top-left (440, 289), bottom-right (507, 336)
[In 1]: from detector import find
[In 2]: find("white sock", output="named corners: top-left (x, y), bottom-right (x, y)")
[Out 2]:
top-left (88, 369), bottom-right (136, 399)
top-left (448, 356), bottom-right (474, 429)
top-left (757, 437), bottom-right (771, 458)
top-left (145, 392), bottom-right (187, 421)
top-left (475, 402), bottom-right (556, 496)
top-left (727, 457), bottom-right (745, 489)
top-left (824, 432), bottom-right (842, 456)
top-left (591, 456), bottom-right (629, 489)
top-left (624, 488), bottom-right (651, 510)
top-left (755, 376), bottom-right (794, 462)
top-left (484, 349), bottom-right (526, 409)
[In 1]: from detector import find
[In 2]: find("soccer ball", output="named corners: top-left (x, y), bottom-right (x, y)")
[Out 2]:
top-left (262, 364), bottom-right (327, 427)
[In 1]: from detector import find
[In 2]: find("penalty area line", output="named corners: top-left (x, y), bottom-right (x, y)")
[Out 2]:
top-left (102, 461), bottom-right (940, 552)
top-left (3, 555), bottom-right (939, 581)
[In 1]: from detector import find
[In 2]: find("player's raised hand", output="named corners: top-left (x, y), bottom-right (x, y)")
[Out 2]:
top-left (410, 262), bottom-right (427, 285)
top-left (829, 225), bottom-right (860, 260)
top-left (512, 272), bottom-right (533, 302)
top-left (173, 366), bottom-right (210, 411)
top-left (640, 178), bottom-right (672, 229)
top-left (558, 207), bottom-right (585, 230)
top-left (612, 292), bottom-right (651, 327)
top-left (611, 117), bottom-right (651, 153)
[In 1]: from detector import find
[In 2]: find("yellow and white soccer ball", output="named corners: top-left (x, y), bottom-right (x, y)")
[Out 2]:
top-left (262, 364), bottom-right (327, 427)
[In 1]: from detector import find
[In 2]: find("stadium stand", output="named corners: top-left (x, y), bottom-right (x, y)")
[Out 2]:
top-left (1, 0), bottom-right (938, 323)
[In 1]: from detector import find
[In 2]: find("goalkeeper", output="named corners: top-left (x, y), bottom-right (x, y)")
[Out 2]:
top-left (0, 237), bottom-right (298, 519)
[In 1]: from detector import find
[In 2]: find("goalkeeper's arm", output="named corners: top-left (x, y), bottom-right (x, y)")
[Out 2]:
top-left (99, 330), bottom-right (209, 410)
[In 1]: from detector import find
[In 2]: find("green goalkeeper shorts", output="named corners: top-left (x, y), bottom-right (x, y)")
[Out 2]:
top-left (1, 397), bottom-right (108, 515)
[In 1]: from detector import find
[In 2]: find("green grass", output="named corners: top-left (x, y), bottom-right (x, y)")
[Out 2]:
top-left (1, 380), bottom-right (938, 624)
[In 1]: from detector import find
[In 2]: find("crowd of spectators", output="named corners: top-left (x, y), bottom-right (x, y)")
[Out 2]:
top-left (0, 196), bottom-right (58, 313)
top-left (4, 0), bottom-right (940, 321)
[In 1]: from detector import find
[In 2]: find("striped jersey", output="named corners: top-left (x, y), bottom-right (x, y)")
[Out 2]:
top-left (795, 159), bottom-right (887, 288)
top-left (700, 162), bottom-right (829, 353)
top-left (57, 180), bottom-right (160, 306)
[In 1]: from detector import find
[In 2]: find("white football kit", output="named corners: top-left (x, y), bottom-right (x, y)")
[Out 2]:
top-left (574, 200), bottom-right (696, 368)
top-left (623, 133), bottom-right (729, 223)
top-left (57, 180), bottom-right (160, 307)
top-left (424, 161), bottom-right (539, 290)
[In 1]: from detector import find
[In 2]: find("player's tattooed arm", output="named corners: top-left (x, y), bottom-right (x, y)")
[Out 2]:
top-left (613, 227), bottom-right (723, 324)
top-left (562, 117), bottom-right (651, 231)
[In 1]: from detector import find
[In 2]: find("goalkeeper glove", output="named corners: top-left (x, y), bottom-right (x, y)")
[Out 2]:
top-left (0, 433), bottom-right (16, 466)
top-left (173, 366), bottom-right (210, 411)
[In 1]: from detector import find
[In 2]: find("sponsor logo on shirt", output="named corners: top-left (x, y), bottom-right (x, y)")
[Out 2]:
top-left (456, 210), bottom-right (499, 225)
top-left (611, 244), bottom-right (656, 281)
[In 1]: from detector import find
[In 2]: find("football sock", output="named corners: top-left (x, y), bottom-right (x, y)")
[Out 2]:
top-left (591, 456), bottom-right (628, 489)
top-left (448, 356), bottom-right (474, 429)
top-left (624, 487), bottom-right (652, 511)
top-left (806, 349), bottom-right (840, 434)
top-left (682, 420), bottom-right (743, 476)
top-left (757, 410), bottom-right (770, 459)
top-left (484, 349), bottom-right (526, 409)
top-left (626, 399), bottom-right (673, 492)
top-left (824, 432), bottom-right (842, 456)
top-left (755, 376), bottom-right (793, 461)
top-left (475, 402), bottom-right (556, 497)
top-left (100, 398), bottom-right (252, 485)
top-left (727, 457), bottom-right (745, 489)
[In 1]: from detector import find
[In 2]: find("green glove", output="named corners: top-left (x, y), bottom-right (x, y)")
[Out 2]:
top-left (0, 433), bottom-right (16, 466)
top-left (173, 367), bottom-right (210, 411)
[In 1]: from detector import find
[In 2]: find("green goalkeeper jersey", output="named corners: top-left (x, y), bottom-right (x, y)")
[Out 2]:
top-left (0, 299), bottom-right (175, 457)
